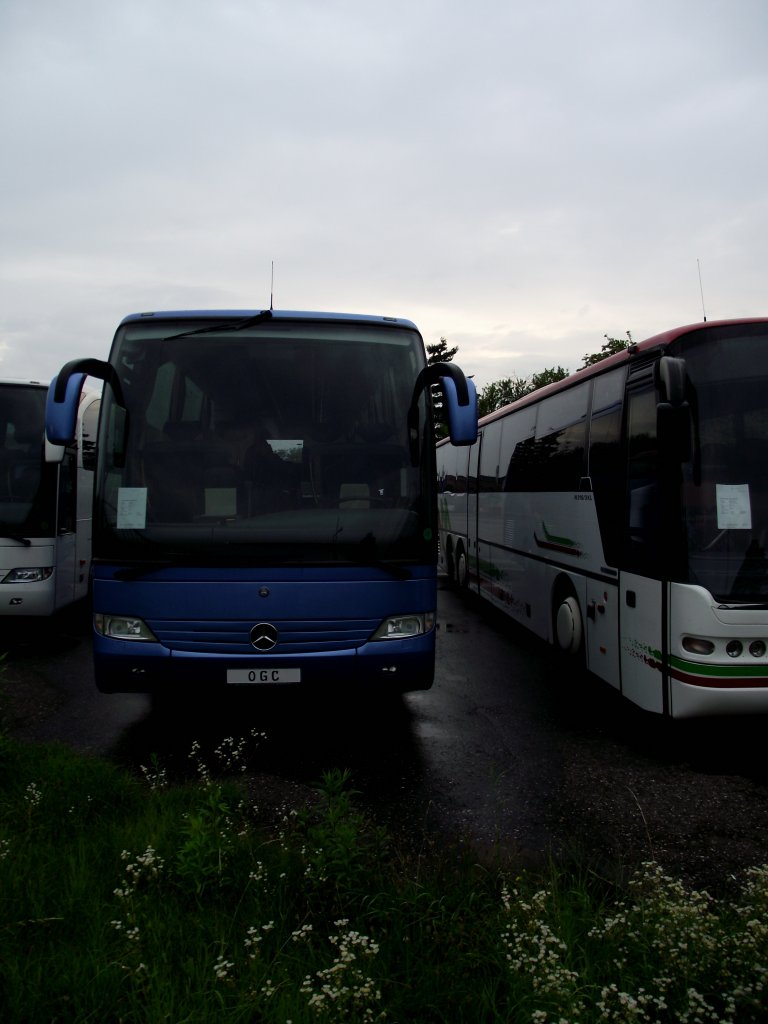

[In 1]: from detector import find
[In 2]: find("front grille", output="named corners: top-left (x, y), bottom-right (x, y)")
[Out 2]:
top-left (147, 617), bottom-right (379, 654)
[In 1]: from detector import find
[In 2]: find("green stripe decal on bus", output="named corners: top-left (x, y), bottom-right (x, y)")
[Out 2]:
top-left (668, 655), bottom-right (768, 688)
top-left (533, 522), bottom-right (583, 557)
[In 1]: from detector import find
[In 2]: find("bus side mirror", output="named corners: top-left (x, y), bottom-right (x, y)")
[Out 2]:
top-left (46, 370), bottom-right (87, 447)
top-left (657, 356), bottom-right (687, 406)
top-left (47, 356), bottom-right (126, 448)
top-left (408, 361), bottom-right (478, 463)
top-left (656, 356), bottom-right (691, 462)
top-left (441, 374), bottom-right (478, 446)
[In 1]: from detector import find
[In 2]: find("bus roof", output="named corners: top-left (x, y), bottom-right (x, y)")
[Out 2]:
top-left (465, 316), bottom-right (768, 434)
top-left (118, 309), bottom-right (419, 330)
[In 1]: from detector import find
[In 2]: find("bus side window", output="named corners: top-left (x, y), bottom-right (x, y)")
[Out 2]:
top-left (501, 407), bottom-right (537, 491)
top-left (625, 387), bottom-right (661, 573)
top-left (588, 368), bottom-right (626, 566)
top-left (479, 425), bottom-right (501, 492)
top-left (438, 444), bottom-right (456, 492)
top-left (529, 383), bottom-right (589, 492)
top-left (57, 451), bottom-right (77, 533)
top-left (455, 447), bottom-right (468, 494)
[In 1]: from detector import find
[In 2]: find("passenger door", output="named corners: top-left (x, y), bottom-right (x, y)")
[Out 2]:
top-left (618, 383), bottom-right (667, 714)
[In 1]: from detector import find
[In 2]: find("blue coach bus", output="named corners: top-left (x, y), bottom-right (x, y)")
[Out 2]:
top-left (46, 309), bottom-right (476, 695)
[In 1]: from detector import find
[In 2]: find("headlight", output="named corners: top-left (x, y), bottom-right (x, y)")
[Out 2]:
top-left (370, 612), bottom-right (435, 641)
top-left (681, 636), bottom-right (715, 656)
top-left (1, 567), bottom-right (54, 583)
top-left (94, 613), bottom-right (157, 641)
top-left (726, 640), bottom-right (743, 659)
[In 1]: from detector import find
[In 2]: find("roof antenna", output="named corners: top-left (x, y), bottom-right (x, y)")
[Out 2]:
top-left (697, 258), bottom-right (707, 322)
top-left (270, 260), bottom-right (275, 310)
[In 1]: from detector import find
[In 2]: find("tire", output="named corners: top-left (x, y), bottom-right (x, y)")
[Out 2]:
top-left (554, 593), bottom-right (583, 657)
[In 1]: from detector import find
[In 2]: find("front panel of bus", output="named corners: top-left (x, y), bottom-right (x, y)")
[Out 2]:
top-left (90, 313), bottom-right (439, 694)
top-left (664, 321), bottom-right (768, 715)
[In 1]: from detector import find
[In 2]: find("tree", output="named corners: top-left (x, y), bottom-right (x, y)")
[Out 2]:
top-left (529, 366), bottom-right (569, 392)
top-left (581, 332), bottom-right (632, 368)
top-left (477, 366), bottom-right (569, 418)
top-left (477, 376), bottom-right (530, 417)
top-left (426, 337), bottom-right (459, 365)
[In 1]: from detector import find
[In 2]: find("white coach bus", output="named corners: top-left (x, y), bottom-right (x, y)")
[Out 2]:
top-left (437, 318), bottom-right (768, 718)
top-left (0, 380), bottom-right (99, 617)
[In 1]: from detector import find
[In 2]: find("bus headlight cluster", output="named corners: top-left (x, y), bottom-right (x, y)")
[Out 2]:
top-left (371, 612), bottom-right (435, 641)
top-left (1, 567), bottom-right (54, 584)
top-left (726, 639), bottom-right (767, 659)
top-left (682, 636), bottom-right (767, 659)
top-left (94, 613), bottom-right (157, 642)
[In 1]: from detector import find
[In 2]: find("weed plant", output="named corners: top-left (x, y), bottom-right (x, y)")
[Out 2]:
top-left (1, 727), bottom-right (767, 1022)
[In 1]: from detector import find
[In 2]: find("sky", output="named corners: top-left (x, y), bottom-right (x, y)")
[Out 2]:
top-left (1, 0), bottom-right (766, 393)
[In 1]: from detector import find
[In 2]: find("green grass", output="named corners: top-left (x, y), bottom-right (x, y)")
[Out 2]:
top-left (1, 729), bottom-right (767, 1022)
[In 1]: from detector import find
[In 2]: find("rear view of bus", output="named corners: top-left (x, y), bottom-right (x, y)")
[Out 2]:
top-left (1, 380), bottom-right (97, 618)
top-left (46, 310), bottom-right (476, 695)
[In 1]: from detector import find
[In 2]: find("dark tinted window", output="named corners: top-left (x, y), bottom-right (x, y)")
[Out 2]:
top-left (478, 423), bottom-right (502, 493)
top-left (501, 405), bottom-right (537, 491)
top-left (588, 368), bottom-right (626, 565)
top-left (506, 382), bottom-right (589, 491)
top-left (678, 324), bottom-right (768, 600)
top-left (437, 443), bottom-right (469, 494)
top-left (0, 384), bottom-right (57, 537)
top-left (625, 386), bottom-right (660, 573)
top-left (97, 322), bottom-right (432, 563)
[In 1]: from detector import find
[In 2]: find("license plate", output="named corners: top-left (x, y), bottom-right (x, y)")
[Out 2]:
top-left (227, 668), bottom-right (301, 685)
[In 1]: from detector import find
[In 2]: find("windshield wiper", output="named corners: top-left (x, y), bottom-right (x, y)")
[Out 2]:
top-left (162, 309), bottom-right (273, 341)
top-left (0, 533), bottom-right (32, 546)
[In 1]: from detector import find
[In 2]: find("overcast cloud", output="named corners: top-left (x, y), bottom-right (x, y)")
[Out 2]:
top-left (1, 0), bottom-right (766, 390)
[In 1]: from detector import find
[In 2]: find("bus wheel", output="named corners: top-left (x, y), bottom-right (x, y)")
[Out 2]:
top-left (455, 545), bottom-right (469, 589)
top-left (554, 593), bottom-right (583, 657)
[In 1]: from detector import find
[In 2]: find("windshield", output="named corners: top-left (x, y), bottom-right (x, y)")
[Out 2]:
top-left (95, 318), bottom-right (435, 565)
top-left (679, 324), bottom-right (768, 603)
top-left (0, 384), bottom-right (57, 538)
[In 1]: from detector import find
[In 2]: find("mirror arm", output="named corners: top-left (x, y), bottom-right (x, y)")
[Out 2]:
top-left (415, 361), bottom-right (471, 407)
top-left (54, 358), bottom-right (125, 407)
